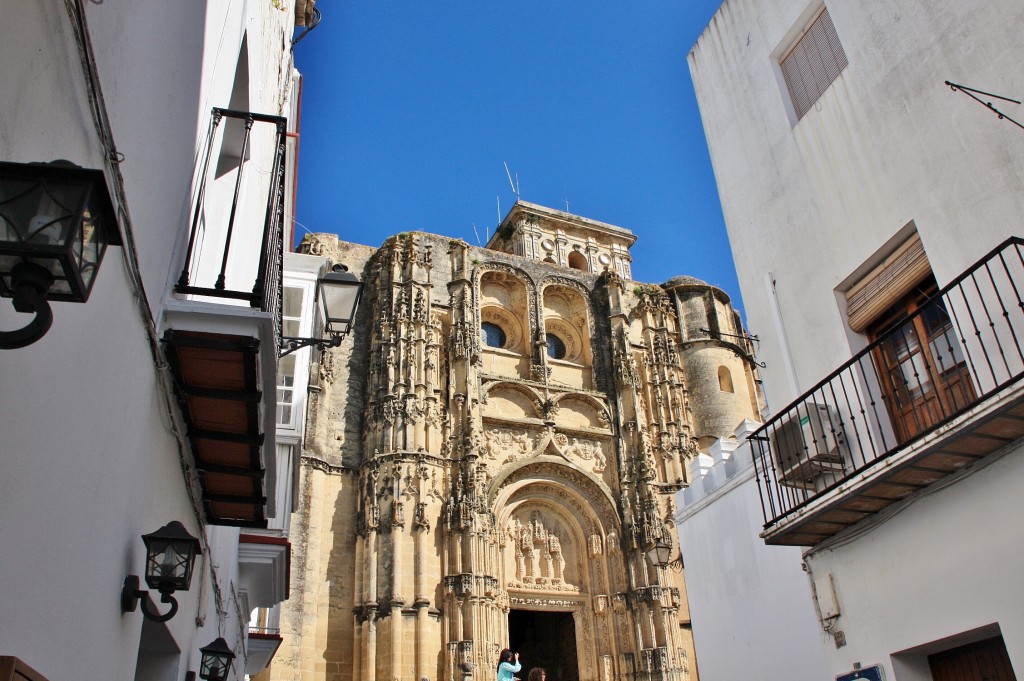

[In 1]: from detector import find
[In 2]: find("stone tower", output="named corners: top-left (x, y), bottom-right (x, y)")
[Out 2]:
top-left (267, 202), bottom-right (763, 681)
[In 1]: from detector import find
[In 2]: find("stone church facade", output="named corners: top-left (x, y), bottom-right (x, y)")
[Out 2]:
top-left (266, 202), bottom-right (763, 681)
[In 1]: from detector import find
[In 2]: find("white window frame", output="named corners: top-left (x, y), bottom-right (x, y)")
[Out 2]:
top-left (276, 273), bottom-right (317, 437)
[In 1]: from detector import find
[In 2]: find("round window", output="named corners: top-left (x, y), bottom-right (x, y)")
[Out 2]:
top-left (481, 322), bottom-right (507, 348)
top-left (546, 333), bottom-right (567, 359)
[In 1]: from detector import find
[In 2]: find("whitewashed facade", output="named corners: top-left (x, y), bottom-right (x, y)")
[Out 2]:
top-left (675, 422), bottom-right (829, 681)
top-left (0, 2), bottom-right (307, 679)
top-left (685, 0), bottom-right (1024, 679)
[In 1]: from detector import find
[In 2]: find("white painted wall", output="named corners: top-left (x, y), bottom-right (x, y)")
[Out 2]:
top-left (0, 1), bottom-right (296, 679)
top-left (804, 446), bottom-right (1024, 677)
top-left (676, 429), bottom-right (828, 681)
top-left (690, 0), bottom-right (1024, 409)
top-left (689, 0), bottom-right (1024, 678)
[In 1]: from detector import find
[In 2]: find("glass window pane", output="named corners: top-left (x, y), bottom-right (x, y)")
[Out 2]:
top-left (481, 322), bottom-right (506, 348)
top-left (546, 333), bottom-right (566, 359)
top-left (283, 285), bottom-right (304, 319)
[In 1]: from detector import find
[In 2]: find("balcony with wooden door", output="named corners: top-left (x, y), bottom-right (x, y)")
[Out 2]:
top-left (751, 237), bottom-right (1024, 546)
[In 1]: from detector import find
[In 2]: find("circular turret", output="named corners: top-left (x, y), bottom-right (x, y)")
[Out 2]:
top-left (663, 277), bottom-right (762, 446)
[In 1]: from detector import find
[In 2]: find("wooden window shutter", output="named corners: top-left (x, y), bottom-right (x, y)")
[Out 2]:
top-left (846, 233), bottom-right (932, 332)
top-left (781, 7), bottom-right (848, 119)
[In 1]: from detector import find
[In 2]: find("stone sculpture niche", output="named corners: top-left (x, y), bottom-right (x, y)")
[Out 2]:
top-left (508, 512), bottom-right (572, 590)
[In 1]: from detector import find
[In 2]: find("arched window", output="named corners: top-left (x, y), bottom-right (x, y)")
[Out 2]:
top-left (481, 321), bottom-right (507, 348)
top-left (567, 251), bottom-right (588, 271)
top-left (546, 333), bottom-right (567, 360)
top-left (718, 366), bottom-right (734, 393)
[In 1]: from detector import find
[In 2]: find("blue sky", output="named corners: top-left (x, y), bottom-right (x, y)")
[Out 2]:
top-left (292, 1), bottom-right (738, 308)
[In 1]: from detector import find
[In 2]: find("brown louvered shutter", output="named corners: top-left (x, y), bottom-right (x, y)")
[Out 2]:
top-left (846, 234), bottom-right (932, 332)
top-left (781, 7), bottom-right (848, 119)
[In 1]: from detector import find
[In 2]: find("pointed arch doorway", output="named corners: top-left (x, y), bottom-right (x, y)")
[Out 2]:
top-left (508, 608), bottom-right (580, 681)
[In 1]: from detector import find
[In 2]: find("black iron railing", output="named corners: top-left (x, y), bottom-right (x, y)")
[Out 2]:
top-left (752, 237), bottom-right (1024, 529)
top-left (176, 107), bottom-right (286, 349)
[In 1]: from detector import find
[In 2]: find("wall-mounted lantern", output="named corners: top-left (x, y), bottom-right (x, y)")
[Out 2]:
top-left (0, 160), bottom-right (119, 349)
top-left (646, 534), bottom-right (684, 572)
top-left (121, 521), bottom-right (202, 622)
top-left (280, 263), bottom-right (363, 356)
top-left (198, 637), bottom-right (236, 681)
top-left (646, 535), bottom-right (674, 569)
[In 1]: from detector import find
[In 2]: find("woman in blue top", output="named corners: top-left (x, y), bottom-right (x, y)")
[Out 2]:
top-left (496, 649), bottom-right (521, 681)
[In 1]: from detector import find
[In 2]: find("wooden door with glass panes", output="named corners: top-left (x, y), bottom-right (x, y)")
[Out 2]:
top-left (869, 280), bottom-right (975, 444)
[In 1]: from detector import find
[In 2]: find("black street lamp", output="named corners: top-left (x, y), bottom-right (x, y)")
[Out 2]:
top-left (280, 262), bottom-right (363, 356)
top-left (0, 160), bottom-right (119, 349)
top-left (198, 637), bottom-right (236, 681)
top-left (121, 521), bottom-right (202, 622)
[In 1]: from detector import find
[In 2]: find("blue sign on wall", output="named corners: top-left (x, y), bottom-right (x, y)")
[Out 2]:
top-left (836, 665), bottom-right (884, 681)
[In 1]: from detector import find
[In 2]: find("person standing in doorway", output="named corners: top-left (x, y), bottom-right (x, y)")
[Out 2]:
top-left (497, 649), bottom-right (521, 681)
top-left (528, 667), bottom-right (547, 681)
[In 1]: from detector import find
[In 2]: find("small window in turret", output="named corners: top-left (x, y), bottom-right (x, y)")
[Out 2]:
top-left (481, 321), bottom-right (507, 348)
top-left (546, 333), bottom-right (567, 360)
top-left (718, 366), bottom-right (734, 393)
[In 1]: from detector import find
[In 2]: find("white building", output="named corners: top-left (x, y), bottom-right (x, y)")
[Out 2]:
top-left (683, 1), bottom-right (1024, 680)
top-left (0, 2), bottom-right (315, 679)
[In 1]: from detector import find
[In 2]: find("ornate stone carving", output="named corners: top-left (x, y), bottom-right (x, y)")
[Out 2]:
top-left (680, 431), bottom-right (700, 459)
top-left (413, 502), bottom-right (430, 531)
top-left (565, 437), bottom-right (607, 472)
top-left (536, 398), bottom-right (559, 420)
top-left (508, 596), bottom-right (583, 608)
top-left (507, 512), bottom-right (575, 591)
top-left (484, 427), bottom-right (533, 462)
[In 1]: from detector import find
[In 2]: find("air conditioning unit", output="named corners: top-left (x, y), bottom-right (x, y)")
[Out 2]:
top-left (769, 403), bottom-right (847, 488)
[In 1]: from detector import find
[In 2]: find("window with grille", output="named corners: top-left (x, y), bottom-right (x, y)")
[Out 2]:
top-left (780, 7), bottom-right (847, 120)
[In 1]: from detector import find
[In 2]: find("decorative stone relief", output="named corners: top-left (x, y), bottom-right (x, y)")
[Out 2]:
top-left (506, 512), bottom-right (577, 592)
top-left (530, 364), bottom-right (552, 381)
top-left (413, 502), bottom-right (430, 531)
top-left (537, 398), bottom-right (559, 420)
top-left (565, 437), bottom-right (607, 472)
top-left (484, 428), bottom-right (533, 463)
top-left (508, 596), bottom-right (583, 609)
top-left (680, 431), bottom-right (700, 459)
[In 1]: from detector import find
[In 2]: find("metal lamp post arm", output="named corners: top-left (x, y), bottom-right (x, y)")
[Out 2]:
top-left (0, 262), bottom-right (55, 350)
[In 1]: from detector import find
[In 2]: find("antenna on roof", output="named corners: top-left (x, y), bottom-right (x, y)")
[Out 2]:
top-left (504, 162), bottom-right (520, 199)
top-left (472, 223), bottom-right (481, 245)
top-left (497, 195), bottom-right (501, 225)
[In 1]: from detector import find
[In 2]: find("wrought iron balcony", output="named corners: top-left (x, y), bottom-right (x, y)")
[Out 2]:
top-left (162, 107), bottom-right (288, 528)
top-left (752, 237), bottom-right (1024, 546)
top-left (175, 107), bottom-right (286, 349)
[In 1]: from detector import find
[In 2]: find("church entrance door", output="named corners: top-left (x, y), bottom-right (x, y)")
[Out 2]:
top-left (508, 609), bottom-right (580, 681)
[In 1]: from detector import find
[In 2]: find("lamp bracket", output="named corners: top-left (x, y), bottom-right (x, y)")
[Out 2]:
top-left (121, 574), bottom-right (181, 623)
top-left (0, 262), bottom-right (55, 350)
top-left (279, 332), bottom-right (345, 358)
